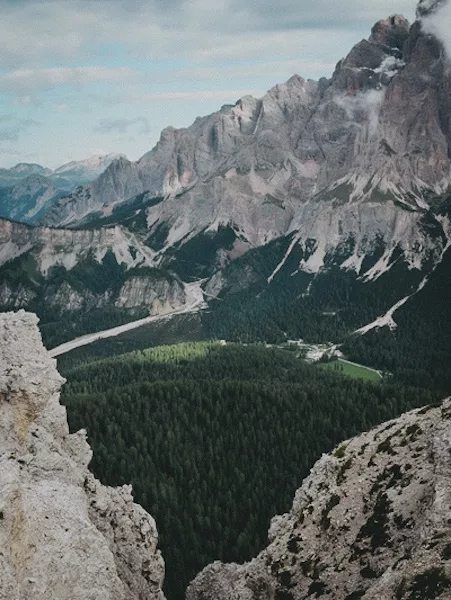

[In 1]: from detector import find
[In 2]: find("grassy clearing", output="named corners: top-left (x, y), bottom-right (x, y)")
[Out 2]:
top-left (319, 358), bottom-right (382, 382)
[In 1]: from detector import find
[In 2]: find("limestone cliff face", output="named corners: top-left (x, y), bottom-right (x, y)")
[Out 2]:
top-left (43, 5), bottom-right (451, 229)
top-left (35, 5), bottom-right (451, 294)
top-left (0, 218), bottom-right (197, 318)
top-left (187, 399), bottom-right (451, 600)
top-left (0, 218), bottom-right (154, 276)
top-left (0, 311), bottom-right (165, 600)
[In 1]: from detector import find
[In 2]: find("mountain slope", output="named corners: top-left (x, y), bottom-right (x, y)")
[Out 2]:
top-left (0, 163), bottom-right (52, 186)
top-left (52, 153), bottom-right (126, 187)
top-left (0, 175), bottom-right (64, 223)
top-left (187, 397), bottom-right (451, 600)
top-left (0, 218), bottom-right (202, 348)
top-left (37, 8), bottom-right (451, 294)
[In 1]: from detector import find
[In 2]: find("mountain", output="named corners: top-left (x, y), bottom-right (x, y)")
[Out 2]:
top-left (39, 9), bottom-right (451, 274)
top-left (0, 153), bottom-right (126, 224)
top-left (0, 175), bottom-right (64, 223)
top-left (52, 153), bottom-right (127, 188)
top-left (187, 397), bottom-right (451, 600)
top-left (1, 1), bottom-right (450, 389)
top-left (0, 310), bottom-right (165, 599)
top-left (42, 12), bottom-right (448, 227)
top-left (0, 163), bottom-right (52, 187)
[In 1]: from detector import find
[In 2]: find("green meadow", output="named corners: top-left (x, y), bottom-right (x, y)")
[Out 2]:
top-left (319, 358), bottom-right (382, 382)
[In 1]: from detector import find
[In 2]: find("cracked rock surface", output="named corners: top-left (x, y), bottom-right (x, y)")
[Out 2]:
top-left (0, 310), bottom-right (165, 600)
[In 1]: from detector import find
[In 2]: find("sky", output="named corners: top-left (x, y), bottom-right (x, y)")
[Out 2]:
top-left (0, 0), bottom-right (417, 169)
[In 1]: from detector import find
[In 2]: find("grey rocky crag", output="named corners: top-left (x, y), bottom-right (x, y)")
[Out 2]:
top-left (187, 398), bottom-right (451, 600)
top-left (0, 310), bottom-right (165, 599)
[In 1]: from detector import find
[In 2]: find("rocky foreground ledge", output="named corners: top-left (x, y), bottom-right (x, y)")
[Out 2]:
top-left (188, 397), bottom-right (451, 599)
top-left (0, 310), bottom-right (165, 600)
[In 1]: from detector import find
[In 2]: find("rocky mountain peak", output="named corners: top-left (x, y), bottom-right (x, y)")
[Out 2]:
top-left (333, 14), bottom-right (410, 93)
top-left (53, 153), bottom-right (126, 175)
top-left (369, 14), bottom-right (410, 49)
top-left (0, 311), bottom-right (165, 599)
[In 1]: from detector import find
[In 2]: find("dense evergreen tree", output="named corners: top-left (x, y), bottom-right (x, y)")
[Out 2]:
top-left (61, 343), bottom-right (438, 599)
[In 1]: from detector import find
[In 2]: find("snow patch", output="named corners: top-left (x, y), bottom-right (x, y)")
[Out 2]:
top-left (268, 236), bottom-right (299, 283)
top-left (341, 252), bottom-right (365, 274)
top-left (361, 247), bottom-right (397, 281)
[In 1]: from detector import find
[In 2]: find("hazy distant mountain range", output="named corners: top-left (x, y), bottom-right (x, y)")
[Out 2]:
top-left (0, 153), bottom-right (125, 223)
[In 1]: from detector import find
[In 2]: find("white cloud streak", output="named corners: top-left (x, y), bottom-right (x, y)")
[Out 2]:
top-left (0, 118), bottom-right (38, 143)
top-left (122, 89), bottom-right (265, 103)
top-left (94, 117), bottom-right (151, 135)
top-left (0, 0), bottom-right (416, 70)
top-left (0, 67), bottom-right (137, 94)
top-left (420, 0), bottom-right (451, 60)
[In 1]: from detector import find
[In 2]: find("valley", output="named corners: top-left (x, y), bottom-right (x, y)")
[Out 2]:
top-left (59, 340), bottom-right (439, 600)
top-left (48, 283), bottom-right (206, 357)
top-left (1, 1), bottom-right (451, 599)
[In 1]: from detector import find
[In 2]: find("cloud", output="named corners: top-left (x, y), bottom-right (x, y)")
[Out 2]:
top-left (14, 95), bottom-right (34, 105)
top-left (0, 146), bottom-right (38, 167)
top-left (0, 66), bottom-right (137, 94)
top-left (0, 118), bottom-right (38, 142)
top-left (0, 0), bottom-right (416, 70)
top-left (158, 59), bottom-right (336, 83)
top-left (53, 103), bottom-right (69, 113)
top-left (123, 89), bottom-right (265, 103)
top-left (226, 0), bottom-right (415, 30)
top-left (94, 117), bottom-right (151, 135)
top-left (420, 1), bottom-right (451, 60)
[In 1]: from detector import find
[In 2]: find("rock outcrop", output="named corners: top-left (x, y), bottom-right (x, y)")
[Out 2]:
top-left (187, 398), bottom-right (451, 600)
top-left (0, 310), bottom-right (165, 599)
top-left (0, 218), bottom-right (199, 318)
